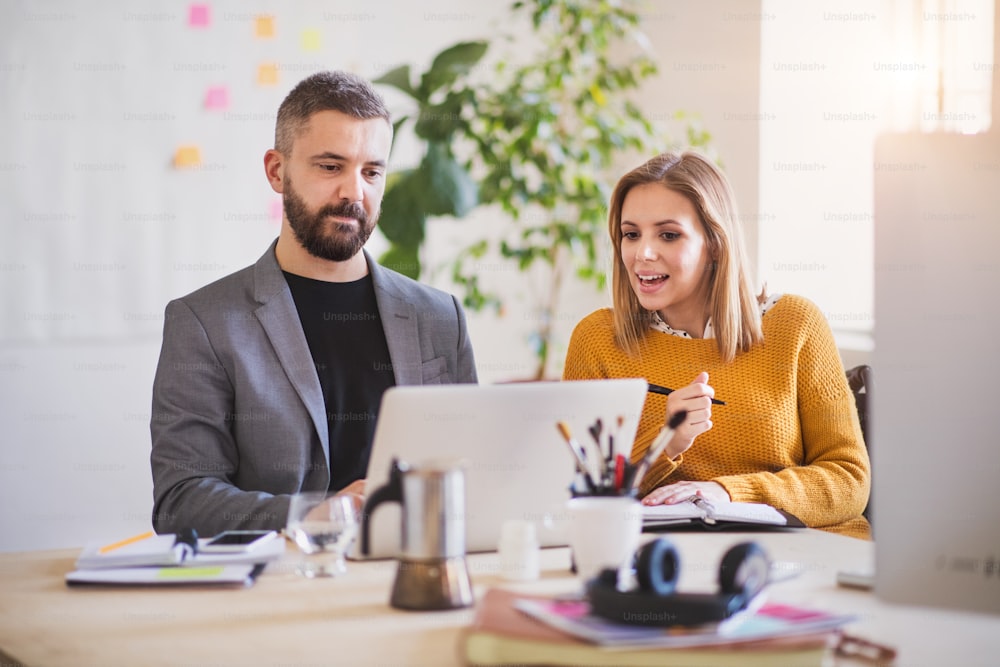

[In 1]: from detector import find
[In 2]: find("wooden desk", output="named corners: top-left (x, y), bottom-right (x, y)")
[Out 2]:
top-left (1, 530), bottom-right (998, 666)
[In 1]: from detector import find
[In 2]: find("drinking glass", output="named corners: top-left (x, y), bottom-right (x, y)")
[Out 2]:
top-left (286, 491), bottom-right (362, 578)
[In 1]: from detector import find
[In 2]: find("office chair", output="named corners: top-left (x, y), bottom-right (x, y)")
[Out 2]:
top-left (845, 364), bottom-right (872, 522)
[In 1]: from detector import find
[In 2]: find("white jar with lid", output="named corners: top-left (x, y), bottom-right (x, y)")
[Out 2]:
top-left (498, 519), bottom-right (540, 581)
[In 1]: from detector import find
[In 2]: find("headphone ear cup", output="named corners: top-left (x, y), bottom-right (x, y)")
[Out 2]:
top-left (635, 538), bottom-right (680, 596)
top-left (594, 567), bottom-right (619, 588)
top-left (718, 541), bottom-right (770, 601)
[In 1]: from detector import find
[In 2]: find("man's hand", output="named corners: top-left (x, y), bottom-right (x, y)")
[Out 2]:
top-left (337, 479), bottom-right (366, 500)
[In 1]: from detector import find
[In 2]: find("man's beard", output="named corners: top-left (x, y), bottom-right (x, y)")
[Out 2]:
top-left (283, 177), bottom-right (377, 262)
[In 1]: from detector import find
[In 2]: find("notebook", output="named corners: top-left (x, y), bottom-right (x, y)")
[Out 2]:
top-left (349, 378), bottom-right (648, 560)
top-left (642, 497), bottom-right (805, 531)
top-left (66, 564), bottom-right (265, 588)
top-left (74, 532), bottom-right (193, 569)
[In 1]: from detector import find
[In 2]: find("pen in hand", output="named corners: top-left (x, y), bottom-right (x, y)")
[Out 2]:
top-left (626, 410), bottom-right (688, 493)
top-left (648, 382), bottom-right (726, 406)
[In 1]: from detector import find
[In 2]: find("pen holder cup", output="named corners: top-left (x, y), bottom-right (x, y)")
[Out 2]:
top-left (564, 495), bottom-right (643, 583)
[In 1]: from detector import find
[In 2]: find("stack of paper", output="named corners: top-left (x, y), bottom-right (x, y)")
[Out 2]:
top-left (65, 531), bottom-right (284, 588)
top-left (74, 532), bottom-right (192, 569)
top-left (66, 564), bottom-right (265, 588)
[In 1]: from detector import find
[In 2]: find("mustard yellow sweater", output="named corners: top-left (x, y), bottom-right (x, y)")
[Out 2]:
top-left (563, 295), bottom-right (871, 540)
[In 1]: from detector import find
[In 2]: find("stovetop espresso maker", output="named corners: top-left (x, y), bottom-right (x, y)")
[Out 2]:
top-left (361, 458), bottom-right (474, 610)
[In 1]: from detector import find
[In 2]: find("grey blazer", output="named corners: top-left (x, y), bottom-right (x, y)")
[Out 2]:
top-left (150, 241), bottom-right (477, 536)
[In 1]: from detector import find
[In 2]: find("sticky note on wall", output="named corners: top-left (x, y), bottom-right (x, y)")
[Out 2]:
top-left (204, 85), bottom-right (229, 110)
top-left (255, 15), bottom-right (275, 38)
top-left (301, 29), bottom-right (321, 52)
top-left (174, 145), bottom-right (202, 168)
top-left (257, 63), bottom-right (279, 86)
top-left (188, 3), bottom-right (210, 28)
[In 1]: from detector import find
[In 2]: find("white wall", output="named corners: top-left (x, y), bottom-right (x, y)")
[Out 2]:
top-left (758, 0), bottom-right (995, 367)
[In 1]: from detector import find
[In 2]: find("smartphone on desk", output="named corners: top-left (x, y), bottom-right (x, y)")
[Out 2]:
top-left (201, 530), bottom-right (279, 554)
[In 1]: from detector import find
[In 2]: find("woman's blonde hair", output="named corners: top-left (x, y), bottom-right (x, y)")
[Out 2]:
top-left (609, 152), bottom-right (764, 362)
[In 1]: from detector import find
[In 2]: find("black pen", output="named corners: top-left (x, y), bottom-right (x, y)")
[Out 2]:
top-left (648, 382), bottom-right (726, 406)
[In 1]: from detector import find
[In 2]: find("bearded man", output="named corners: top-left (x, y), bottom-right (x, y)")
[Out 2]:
top-left (149, 71), bottom-right (478, 536)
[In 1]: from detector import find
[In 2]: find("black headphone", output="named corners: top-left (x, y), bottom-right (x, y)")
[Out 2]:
top-left (586, 538), bottom-right (770, 627)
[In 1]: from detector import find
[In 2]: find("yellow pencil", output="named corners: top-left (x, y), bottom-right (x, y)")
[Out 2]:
top-left (98, 531), bottom-right (154, 554)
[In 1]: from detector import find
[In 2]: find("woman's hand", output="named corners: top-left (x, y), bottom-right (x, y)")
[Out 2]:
top-left (664, 371), bottom-right (716, 458)
top-left (641, 480), bottom-right (731, 506)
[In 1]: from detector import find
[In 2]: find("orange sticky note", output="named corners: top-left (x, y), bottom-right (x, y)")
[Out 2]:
top-left (254, 15), bottom-right (275, 38)
top-left (257, 63), bottom-right (279, 86)
top-left (174, 145), bottom-right (202, 168)
top-left (188, 3), bottom-right (210, 28)
top-left (301, 29), bottom-right (321, 52)
top-left (204, 85), bottom-right (229, 111)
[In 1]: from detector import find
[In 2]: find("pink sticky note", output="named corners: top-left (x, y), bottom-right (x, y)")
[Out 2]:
top-left (188, 4), bottom-right (210, 28)
top-left (204, 86), bottom-right (229, 111)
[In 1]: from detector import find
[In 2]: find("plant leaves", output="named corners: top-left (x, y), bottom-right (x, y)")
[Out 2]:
top-left (377, 170), bottom-right (426, 247)
top-left (379, 243), bottom-right (421, 279)
top-left (417, 143), bottom-right (479, 217)
top-left (419, 41), bottom-right (489, 96)
top-left (374, 65), bottom-right (415, 98)
top-left (413, 93), bottom-right (466, 141)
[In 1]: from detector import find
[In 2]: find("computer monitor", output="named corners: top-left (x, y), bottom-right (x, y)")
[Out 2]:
top-left (872, 127), bottom-right (1000, 615)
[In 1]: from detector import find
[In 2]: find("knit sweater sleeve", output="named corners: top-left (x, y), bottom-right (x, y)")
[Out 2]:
top-left (562, 310), bottom-right (612, 382)
top-left (714, 297), bottom-right (871, 530)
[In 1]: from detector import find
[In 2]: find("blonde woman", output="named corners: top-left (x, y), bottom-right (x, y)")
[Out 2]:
top-left (563, 152), bottom-right (870, 539)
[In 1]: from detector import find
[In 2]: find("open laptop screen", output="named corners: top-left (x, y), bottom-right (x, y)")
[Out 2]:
top-left (350, 378), bottom-right (647, 560)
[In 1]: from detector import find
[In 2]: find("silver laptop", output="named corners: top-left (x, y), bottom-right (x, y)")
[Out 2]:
top-left (349, 378), bottom-right (647, 560)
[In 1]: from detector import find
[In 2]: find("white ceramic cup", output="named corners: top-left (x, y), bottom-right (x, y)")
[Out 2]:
top-left (566, 495), bottom-right (643, 584)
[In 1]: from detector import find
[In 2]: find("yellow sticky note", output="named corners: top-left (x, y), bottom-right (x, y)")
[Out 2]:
top-left (257, 63), bottom-right (279, 86)
top-left (301, 29), bottom-right (321, 52)
top-left (174, 145), bottom-right (202, 168)
top-left (157, 567), bottom-right (224, 579)
top-left (255, 15), bottom-right (275, 38)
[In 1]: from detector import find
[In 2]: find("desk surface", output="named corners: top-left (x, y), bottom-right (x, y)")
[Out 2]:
top-left (1, 530), bottom-right (998, 667)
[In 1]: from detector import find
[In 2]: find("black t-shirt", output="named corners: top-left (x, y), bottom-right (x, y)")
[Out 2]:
top-left (283, 271), bottom-right (396, 492)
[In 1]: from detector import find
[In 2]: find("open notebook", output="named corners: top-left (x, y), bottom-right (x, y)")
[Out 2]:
top-left (350, 378), bottom-right (648, 560)
top-left (642, 497), bottom-right (804, 530)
